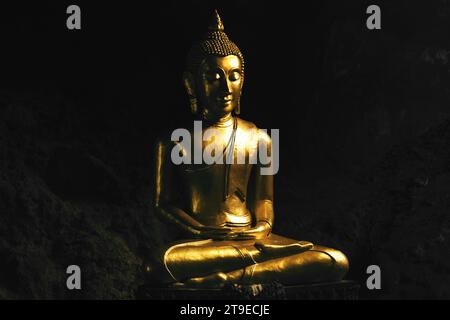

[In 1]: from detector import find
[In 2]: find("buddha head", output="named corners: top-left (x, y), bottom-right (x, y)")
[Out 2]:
top-left (183, 10), bottom-right (244, 120)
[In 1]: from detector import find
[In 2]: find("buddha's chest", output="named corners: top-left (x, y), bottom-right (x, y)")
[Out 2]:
top-left (179, 125), bottom-right (260, 168)
top-left (171, 120), bottom-right (260, 226)
top-left (176, 159), bottom-right (254, 227)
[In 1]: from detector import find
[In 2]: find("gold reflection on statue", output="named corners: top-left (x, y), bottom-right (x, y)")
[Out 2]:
top-left (148, 10), bottom-right (349, 287)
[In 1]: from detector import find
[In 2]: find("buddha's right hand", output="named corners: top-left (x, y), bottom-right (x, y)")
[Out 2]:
top-left (163, 207), bottom-right (232, 238)
top-left (162, 205), bottom-right (234, 239)
top-left (254, 240), bottom-right (314, 256)
top-left (196, 225), bottom-right (234, 239)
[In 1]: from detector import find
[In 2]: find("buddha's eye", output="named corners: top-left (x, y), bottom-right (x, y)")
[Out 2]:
top-left (229, 71), bottom-right (241, 81)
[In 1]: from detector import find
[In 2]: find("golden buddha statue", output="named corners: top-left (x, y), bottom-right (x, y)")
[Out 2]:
top-left (147, 10), bottom-right (348, 287)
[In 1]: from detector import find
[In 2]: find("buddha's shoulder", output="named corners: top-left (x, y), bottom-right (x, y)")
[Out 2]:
top-left (153, 123), bottom-right (199, 151)
top-left (236, 117), bottom-right (256, 130)
top-left (236, 117), bottom-right (271, 144)
top-left (154, 131), bottom-right (178, 149)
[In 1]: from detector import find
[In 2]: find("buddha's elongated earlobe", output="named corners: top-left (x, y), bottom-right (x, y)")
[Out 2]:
top-left (234, 79), bottom-right (243, 115)
top-left (189, 95), bottom-right (198, 114)
top-left (201, 108), bottom-right (209, 120)
top-left (183, 71), bottom-right (198, 114)
top-left (235, 99), bottom-right (240, 115)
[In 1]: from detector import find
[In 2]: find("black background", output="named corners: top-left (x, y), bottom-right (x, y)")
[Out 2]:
top-left (1, 0), bottom-right (450, 299)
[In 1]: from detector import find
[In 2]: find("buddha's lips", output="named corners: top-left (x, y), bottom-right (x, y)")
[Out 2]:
top-left (218, 96), bottom-right (232, 101)
top-left (217, 97), bottom-right (233, 105)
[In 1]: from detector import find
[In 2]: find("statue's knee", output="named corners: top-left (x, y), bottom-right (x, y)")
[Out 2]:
top-left (312, 246), bottom-right (349, 279)
top-left (330, 249), bottom-right (349, 277)
top-left (142, 246), bottom-right (175, 285)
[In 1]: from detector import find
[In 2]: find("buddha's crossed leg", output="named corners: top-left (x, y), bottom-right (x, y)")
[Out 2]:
top-left (145, 234), bottom-right (348, 287)
top-left (184, 245), bottom-right (349, 287)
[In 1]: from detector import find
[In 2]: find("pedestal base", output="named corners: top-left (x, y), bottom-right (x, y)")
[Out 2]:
top-left (137, 280), bottom-right (360, 300)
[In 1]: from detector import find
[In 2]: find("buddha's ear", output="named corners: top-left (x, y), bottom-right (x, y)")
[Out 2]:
top-left (182, 71), bottom-right (196, 97)
top-left (183, 71), bottom-right (198, 114)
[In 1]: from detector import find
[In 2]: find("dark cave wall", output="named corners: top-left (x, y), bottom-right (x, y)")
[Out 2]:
top-left (0, 90), bottom-right (167, 298)
top-left (277, 0), bottom-right (450, 299)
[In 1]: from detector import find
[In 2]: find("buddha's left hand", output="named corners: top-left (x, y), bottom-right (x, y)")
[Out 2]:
top-left (224, 222), bottom-right (271, 240)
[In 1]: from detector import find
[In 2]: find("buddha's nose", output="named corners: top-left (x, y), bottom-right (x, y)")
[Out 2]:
top-left (219, 78), bottom-right (232, 95)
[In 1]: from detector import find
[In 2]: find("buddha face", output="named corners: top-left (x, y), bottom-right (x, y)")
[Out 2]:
top-left (195, 55), bottom-right (243, 119)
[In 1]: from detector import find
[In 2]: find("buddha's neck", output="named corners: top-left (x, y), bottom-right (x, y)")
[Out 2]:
top-left (204, 112), bottom-right (234, 128)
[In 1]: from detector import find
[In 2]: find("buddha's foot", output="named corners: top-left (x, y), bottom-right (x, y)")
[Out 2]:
top-left (182, 272), bottom-right (230, 288)
top-left (254, 240), bottom-right (313, 260)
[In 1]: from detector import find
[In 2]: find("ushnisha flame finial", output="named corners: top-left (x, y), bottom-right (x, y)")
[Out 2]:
top-left (208, 9), bottom-right (225, 32)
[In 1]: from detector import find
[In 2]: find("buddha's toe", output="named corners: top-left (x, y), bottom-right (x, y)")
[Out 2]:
top-left (255, 240), bottom-right (314, 259)
top-left (183, 272), bottom-right (229, 288)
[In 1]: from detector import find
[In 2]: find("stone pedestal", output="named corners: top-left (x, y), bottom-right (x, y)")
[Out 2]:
top-left (137, 280), bottom-right (359, 300)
